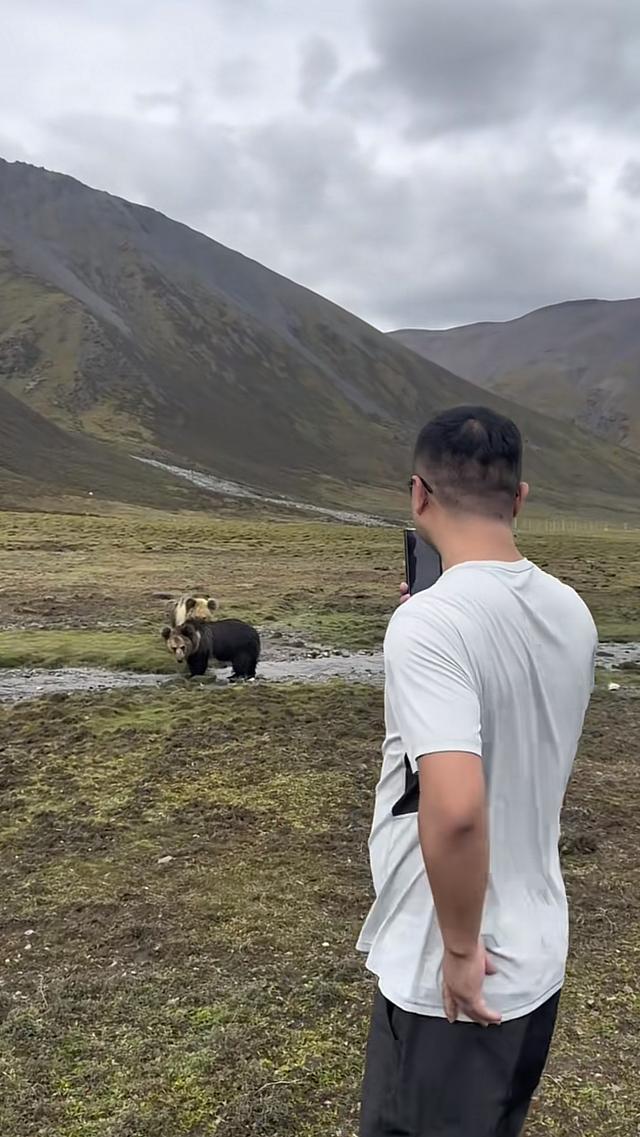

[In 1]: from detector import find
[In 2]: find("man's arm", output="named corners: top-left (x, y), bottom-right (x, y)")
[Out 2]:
top-left (418, 751), bottom-right (487, 957)
top-left (385, 605), bottom-right (500, 1025)
top-left (418, 751), bottom-right (500, 1025)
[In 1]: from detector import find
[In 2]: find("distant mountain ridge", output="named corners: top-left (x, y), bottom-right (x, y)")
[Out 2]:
top-left (1, 157), bottom-right (640, 520)
top-left (391, 298), bottom-right (640, 452)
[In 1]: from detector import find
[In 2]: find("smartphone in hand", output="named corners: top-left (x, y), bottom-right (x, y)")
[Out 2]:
top-left (403, 528), bottom-right (443, 595)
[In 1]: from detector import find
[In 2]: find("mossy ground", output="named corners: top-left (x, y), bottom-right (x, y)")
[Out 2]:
top-left (1, 509), bottom-right (640, 1135)
top-left (0, 683), bottom-right (639, 1136)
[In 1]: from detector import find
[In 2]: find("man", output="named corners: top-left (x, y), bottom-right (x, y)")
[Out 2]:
top-left (357, 406), bottom-right (597, 1136)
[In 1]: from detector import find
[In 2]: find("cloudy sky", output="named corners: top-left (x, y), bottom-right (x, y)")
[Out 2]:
top-left (3, 0), bottom-right (640, 328)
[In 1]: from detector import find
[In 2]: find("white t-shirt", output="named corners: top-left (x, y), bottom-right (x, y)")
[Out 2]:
top-left (357, 559), bottom-right (597, 1021)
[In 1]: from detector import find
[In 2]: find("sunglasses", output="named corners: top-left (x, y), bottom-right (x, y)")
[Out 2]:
top-left (408, 474), bottom-right (434, 495)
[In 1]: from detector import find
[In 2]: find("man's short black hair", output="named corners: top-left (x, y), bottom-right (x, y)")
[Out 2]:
top-left (414, 405), bottom-right (523, 517)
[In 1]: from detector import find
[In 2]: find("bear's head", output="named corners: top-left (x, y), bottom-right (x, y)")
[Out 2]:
top-left (170, 595), bottom-right (218, 627)
top-left (161, 622), bottom-right (202, 663)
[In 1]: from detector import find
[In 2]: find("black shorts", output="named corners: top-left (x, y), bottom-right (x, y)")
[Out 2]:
top-left (360, 988), bottom-right (560, 1137)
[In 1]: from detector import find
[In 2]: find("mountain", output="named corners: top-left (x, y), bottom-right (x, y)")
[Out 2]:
top-left (1, 158), bottom-right (640, 520)
top-left (391, 299), bottom-right (640, 452)
top-left (0, 385), bottom-right (215, 512)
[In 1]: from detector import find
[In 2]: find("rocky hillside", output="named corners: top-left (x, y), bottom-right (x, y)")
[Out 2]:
top-left (392, 299), bottom-right (640, 452)
top-left (2, 159), bottom-right (640, 519)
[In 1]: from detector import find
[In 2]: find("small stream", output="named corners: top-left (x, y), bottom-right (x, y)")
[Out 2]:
top-left (1, 644), bottom-right (638, 704)
top-left (135, 457), bottom-right (388, 527)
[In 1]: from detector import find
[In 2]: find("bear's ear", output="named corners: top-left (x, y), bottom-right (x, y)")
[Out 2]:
top-left (185, 597), bottom-right (196, 613)
top-left (207, 597), bottom-right (219, 612)
top-left (161, 626), bottom-right (171, 640)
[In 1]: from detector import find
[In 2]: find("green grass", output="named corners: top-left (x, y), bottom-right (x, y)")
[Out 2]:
top-left (0, 684), bottom-right (376, 1136)
top-left (595, 667), bottom-right (640, 690)
top-left (0, 682), bottom-right (638, 1136)
top-left (1, 509), bottom-right (640, 1134)
top-left (0, 514), bottom-right (639, 674)
top-left (0, 629), bottom-right (173, 672)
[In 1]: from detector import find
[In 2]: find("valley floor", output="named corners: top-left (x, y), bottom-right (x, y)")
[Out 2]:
top-left (0, 511), bottom-right (639, 1135)
top-left (1, 683), bottom-right (639, 1136)
top-left (0, 510), bottom-right (639, 663)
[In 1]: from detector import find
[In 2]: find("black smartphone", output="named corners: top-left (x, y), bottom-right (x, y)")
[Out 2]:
top-left (403, 528), bottom-right (443, 594)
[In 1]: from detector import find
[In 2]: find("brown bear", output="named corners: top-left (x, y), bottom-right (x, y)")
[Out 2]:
top-left (162, 617), bottom-right (260, 681)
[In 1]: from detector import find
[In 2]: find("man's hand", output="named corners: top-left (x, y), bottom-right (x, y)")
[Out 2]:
top-left (442, 941), bottom-right (502, 1026)
top-left (399, 581), bottom-right (410, 604)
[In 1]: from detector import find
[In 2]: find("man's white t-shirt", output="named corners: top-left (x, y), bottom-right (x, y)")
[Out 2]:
top-left (357, 558), bottom-right (597, 1022)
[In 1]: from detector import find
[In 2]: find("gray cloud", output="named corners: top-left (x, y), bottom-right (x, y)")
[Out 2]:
top-left (134, 84), bottom-right (196, 117)
top-left (47, 112), bottom-right (250, 224)
top-left (618, 159), bottom-right (640, 198)
top-left (1, 0), bottom-right (640, 329)
top-left (213, 57), bottom-right (264, 100)
top-left (299, 36), bottom-right (340, 108)
top-left (344, 0), bottom-right (539, 134)
top-left (348, 0), bottom-right (640, 138)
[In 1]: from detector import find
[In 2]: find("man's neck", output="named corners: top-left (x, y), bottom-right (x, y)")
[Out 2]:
top-left (436, 519), bottom-right (522, 572)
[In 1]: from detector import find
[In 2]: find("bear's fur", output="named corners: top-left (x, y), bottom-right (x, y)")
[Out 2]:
top-left (162, 617), bottom-right (260, 680)
top-left (169, 595), bottom-right (219, 627)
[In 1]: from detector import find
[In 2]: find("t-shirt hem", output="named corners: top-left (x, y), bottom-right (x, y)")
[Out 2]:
top-left (372, 970), bottom-right (565, 1023)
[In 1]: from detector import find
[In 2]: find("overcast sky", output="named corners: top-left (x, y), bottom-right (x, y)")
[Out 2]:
top-left (3, 0), bottom-right (640, 329)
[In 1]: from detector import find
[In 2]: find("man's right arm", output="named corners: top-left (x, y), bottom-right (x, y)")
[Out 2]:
top-left (385, 606), bottom-right (500, 1025)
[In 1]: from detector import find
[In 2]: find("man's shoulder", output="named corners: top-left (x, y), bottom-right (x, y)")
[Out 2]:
top-left (530, 564), bottom-right (598, 627)
top-left (388, 588), bottom-right (451, 627)
top-left (385, 590), bottom-right (460, 656)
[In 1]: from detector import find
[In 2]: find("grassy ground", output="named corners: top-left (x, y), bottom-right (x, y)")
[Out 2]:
top-left (0, 682), bottom-right (638, 1136)
top-left (1, 508), bottom-right (639, 1135)
top-left (0, 512), bottom-right (639, 670)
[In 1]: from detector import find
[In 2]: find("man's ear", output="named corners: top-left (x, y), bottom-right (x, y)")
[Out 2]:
top-left (412, 479), bottom-right (430, 517)
top-left (513, 482), bottom-right (529, 517)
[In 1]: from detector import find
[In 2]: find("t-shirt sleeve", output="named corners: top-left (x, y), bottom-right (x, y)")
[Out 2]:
top-left (385, 604), bottom-right (482, 771)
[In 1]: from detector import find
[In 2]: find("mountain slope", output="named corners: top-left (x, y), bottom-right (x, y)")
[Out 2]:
top-left (0, 386), bottom-right (215, 511)
top-left (0, 158), bottom-right (482, 509)
top-left (392, 299), bottom-right (640, 451)
top-left (1, 158), bottom-right (640, 520)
